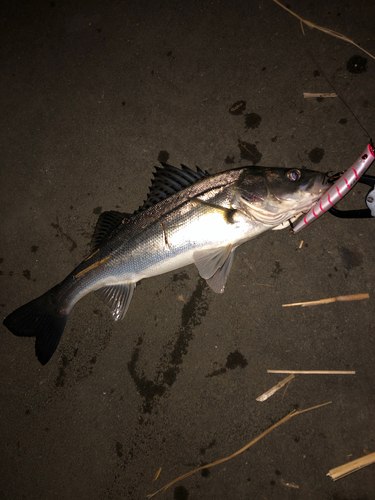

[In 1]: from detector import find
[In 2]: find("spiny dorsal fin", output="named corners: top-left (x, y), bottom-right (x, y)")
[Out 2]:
top-left (135, 163), bottom-right (209, 213)
top-left (91, 210), bottom-right (131, 251)
top-left (92, 164), bottom-right (209, 246)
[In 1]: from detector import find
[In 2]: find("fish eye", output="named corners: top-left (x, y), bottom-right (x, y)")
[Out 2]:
top-left (286, 169), bottom-right (301, 182)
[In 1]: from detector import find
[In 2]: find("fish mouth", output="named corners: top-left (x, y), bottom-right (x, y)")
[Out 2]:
top-left (294, 173), bottom-right (331, 214)
top-left (297, 172), bottom-right (330, 201)
top-left (297, 172), bottom-right (337, 216)
top-left (326, 171), bottom-right (344, 184)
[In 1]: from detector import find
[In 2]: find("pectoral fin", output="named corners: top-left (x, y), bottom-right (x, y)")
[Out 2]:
top-left (95, 283), bottom-right (136, 320)
top-left (205, 251), bottom-right (234, 293)
top-left (194, 245), bottom-right (234, 293)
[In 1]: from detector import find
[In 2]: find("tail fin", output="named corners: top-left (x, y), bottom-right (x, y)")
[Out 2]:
top-left (3, 293), bottom-right (68, 365)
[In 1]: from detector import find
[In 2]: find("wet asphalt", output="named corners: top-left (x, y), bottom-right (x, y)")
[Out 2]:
top-left (1, 1), bottom-right (374, 499)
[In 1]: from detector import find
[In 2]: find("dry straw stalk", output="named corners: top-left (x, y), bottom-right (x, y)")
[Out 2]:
top-left (272, 0), bottom-right (375, 61)
top-left (147, 401), bottom-right (331, 498)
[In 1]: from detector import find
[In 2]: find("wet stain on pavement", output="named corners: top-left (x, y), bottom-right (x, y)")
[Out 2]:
top-left (158, 150), bottom-right (169, 163)
top-left (200, 439), bottom-right (216, 455)
top-left (172, 271), bottom-right (190, 283)
top-left (174, 485), bottom-right (189, 499)
top-left (346, 55), bottom-right (367, 74)
top-left (206, 366), bottom-right (226, 378)
top-left (93, 206), bottom-right (102, 215)
top-left (53, 336), bottom-right (106, 388)
top-left (172, 278), bottom-right (209, 363)
top-left (225, 350), bottom-right (248, 369)
top-left (206, 350), bottom-right (248, 377)
top-left (339, 247), bottom-right (362, 272)
top-left (22, 269), bottom-right (31, 280)
top-left (224, 155), bottom-right (235, 164)
top-left (339, 118), bottom-right (347, 125)
top-left (31, 245), bottom-right (39, 253)
top-left (308, 147), bottom-right (324, 164)
top-left (127, 343), bottom-right (166, 413)
top-left (244, 112), bottom-right (262, 130)
top-left (128, 277), bottom-right (210, 414)
top-left (116, 442), bottom-right (123, 458)
top-left (271, 260), bottom-right (282, 278)
top-left (55, 355), bottom-right (70, 387)
top-left (238, 139), bottom-right (262, 164)
top-left (51, 217), bottom-right (77, 252)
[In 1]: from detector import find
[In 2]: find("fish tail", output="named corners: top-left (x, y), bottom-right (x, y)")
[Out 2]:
top-left (3, 292), bottom-right (69, 365)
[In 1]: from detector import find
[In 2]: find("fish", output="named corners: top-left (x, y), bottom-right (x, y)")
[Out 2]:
top-left (3, 163), bottom-right (329, 365)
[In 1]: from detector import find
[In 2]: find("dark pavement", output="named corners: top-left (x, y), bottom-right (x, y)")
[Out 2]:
top-left (1, 1), bottom-right (374, 499)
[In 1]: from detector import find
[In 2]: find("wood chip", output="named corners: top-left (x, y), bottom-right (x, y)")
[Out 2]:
top-left (281, 478), bottom-right (299, 489)
top-left (74, 256), bottom-right (110, 278)
top-left (256, 374), bottom-right (295, 401)
top-left (267, 370), bottom-right (355, 375)
top-left (304, 93), bottom-right (337, 98)
top-left (230, 101), bottom-right (245, 113)
top-left (238, 137), bottom-right (256, 158)
top-left (282, 293), bottom-right (369, 307)
top-left (153, 467), bottom-right (162, 481)
top-left (327, 451), bottom-right (375, 481)
top-left (84, 248), bottom-right (99, 261)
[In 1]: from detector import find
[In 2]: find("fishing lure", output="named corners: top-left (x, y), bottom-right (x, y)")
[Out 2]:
top-left (293, 143), bottom-right (375, 233)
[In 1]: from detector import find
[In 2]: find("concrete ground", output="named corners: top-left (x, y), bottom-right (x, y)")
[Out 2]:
top-left (1, 1), bottom-right (374, 499)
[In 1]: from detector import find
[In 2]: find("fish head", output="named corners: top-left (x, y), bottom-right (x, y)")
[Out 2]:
top-left (233, 167), bottom-right (329, 227)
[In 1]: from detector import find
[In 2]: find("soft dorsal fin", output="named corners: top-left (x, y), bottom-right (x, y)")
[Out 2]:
top-left (136, 163), bottom-right (209, 213)
top-left (91, 210), bottom-right (131, 251)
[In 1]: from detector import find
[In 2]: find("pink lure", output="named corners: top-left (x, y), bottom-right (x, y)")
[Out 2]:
top-left (293, 144), bottom-right (375, 233)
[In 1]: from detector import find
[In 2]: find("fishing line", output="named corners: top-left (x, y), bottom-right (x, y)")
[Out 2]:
top-left (303, 46), bottom-right (373, 144)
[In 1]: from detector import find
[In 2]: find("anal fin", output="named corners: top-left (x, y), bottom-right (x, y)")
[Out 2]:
top-left (95, 283), bottom-right (136, 320)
